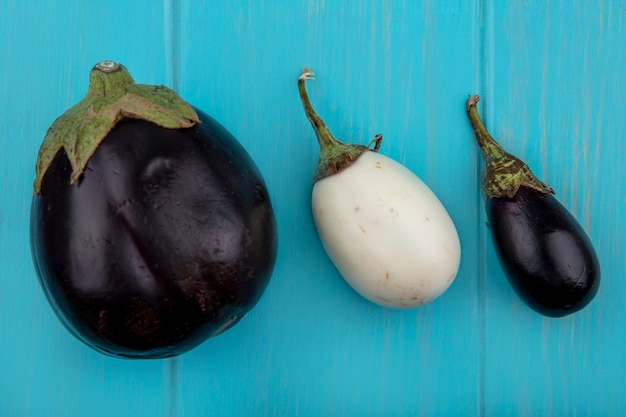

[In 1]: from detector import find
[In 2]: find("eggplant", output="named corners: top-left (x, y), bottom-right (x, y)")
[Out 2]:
top-left (30, 61), bottom-right (277, 358)
top-left (298, 68), bottom-right (461, 309)
top-left (465, 95), bottom-right (600, 317)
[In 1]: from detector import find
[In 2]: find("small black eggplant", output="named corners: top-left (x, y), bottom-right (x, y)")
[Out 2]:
top-left (30, 61), bottom-right (277, 358)
top-left (465, 95), bottom-right (600, 317)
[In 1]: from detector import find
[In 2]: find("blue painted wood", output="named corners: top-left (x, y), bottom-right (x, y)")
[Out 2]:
top-left (0, 2), bottom-right (175, 417)
top-left (175, 2), bottom-right (481, 416)
top-left (0, 0), bottom-right (623, 416)
top-left (483, 2), bottom-right (626, 415)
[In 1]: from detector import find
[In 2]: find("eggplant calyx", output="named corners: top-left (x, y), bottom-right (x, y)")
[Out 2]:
top-left (33, 61), bottom-right (200, 194)
top-left (298, 67), bottom-right (381, 183)
top-left (465, 95), bottom-right (554, 199)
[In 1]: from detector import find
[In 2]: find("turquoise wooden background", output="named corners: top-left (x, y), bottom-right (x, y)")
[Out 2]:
top-left (1, 1), bottom-right (624, 416)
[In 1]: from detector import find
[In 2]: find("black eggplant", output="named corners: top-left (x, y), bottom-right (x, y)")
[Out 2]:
top-left (465, 95), bottom-right (600, 317)
top-left (30, 61), bottom-right (277, 358)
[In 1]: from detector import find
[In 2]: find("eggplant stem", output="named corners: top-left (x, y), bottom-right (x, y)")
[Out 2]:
top-left (33, 62), bottom-right (199, 194)
top-left (94, 60), bottom-right (120, 73)
top-left (297, 67), bottom-right (374, 183)
top-left (368, 134), bottom-right (383, 152)
top-left (298, 69), bottom-right (315, 81)
top-left (298, 68), bottom-right (339, 150)
top-left (465, 95), bottom-right (507, 162)
top-left (465, 94), bottom-right (554, 198)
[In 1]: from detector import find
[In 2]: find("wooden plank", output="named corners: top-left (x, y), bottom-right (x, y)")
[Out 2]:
top-left (176, 1), bottom-right (482, 415)
top-left (0, 1), bottom-right (175, 416)
top-left (483, 1), bottom-right (626, 415)
top-left (4, 0), bottom-right (624, 415)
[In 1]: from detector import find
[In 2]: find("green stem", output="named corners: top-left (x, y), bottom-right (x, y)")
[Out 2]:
top-left (86, 61), bottom-right (135, 97)
top-left (34, 61), bottom-right (200, 194)
top-left (465, 95), bottom-right (553, 199)
top-left (297, 69), bottom-right (337, 151)
top-left (297, 68), bottom-right (378, 183)
top-left (465, 95), bottom-right (507, 164)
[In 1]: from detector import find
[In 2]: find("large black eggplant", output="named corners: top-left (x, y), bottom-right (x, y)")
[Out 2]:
top-left (30, 61), bottom-right (277, 358)
top-left (465, 95), bottom-right (600, 317)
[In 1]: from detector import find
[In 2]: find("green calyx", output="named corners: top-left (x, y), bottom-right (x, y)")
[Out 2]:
top-left (33, 61), bottom-right (200, 194)
top-left (465, 95), bottom-right (554, 199)
top-left (298, 68), bottom-right (381, 183)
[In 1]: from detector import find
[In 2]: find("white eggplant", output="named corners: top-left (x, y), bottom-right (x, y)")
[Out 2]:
top-left (298, 68), bottom-right (461, 309)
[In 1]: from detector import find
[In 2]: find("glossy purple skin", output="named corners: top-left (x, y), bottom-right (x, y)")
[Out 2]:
top-left (30, 109), bottom-right (277, 358)
top-left (486, 185), bottom-right (600, 317)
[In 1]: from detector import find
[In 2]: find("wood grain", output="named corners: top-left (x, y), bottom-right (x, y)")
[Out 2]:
top-left (0, 0), bottom-right (623, 416)
top-left (484, 2), bottom-right (625, 415)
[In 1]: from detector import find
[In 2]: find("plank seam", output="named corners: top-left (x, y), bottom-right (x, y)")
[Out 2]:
top-left (165, 0), bottom-right (181, 92)
top-left (167, 357), bottom-right (179, 417)
top-left (477, 0), bottom-right (494, 416)
top-left (163, 4), bottom-right (181, 416)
